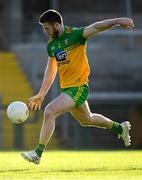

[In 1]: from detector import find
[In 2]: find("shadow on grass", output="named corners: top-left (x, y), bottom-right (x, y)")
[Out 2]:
top-left (0, 169), bottom-right (29, 173)
top-left (54, 167), bottom-right (142, 173)
top-left (26, 167), bottom-right (142, 173)
top-left (0, 167), bottom-right (141, 174)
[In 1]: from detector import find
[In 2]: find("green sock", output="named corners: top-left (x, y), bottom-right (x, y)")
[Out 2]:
top-left (35, 144), bottom-right (46, 157)
top-left (111, 122), bottom-right (123, 134)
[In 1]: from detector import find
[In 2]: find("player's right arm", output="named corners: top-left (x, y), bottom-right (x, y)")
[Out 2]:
top-left (38, 57), bottom-right (57, 97)
top-left (28, 57), bottom-right (57, 110)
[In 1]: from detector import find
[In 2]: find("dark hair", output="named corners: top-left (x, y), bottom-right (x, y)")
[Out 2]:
top-left (39, 9), bottom-right (63, 25)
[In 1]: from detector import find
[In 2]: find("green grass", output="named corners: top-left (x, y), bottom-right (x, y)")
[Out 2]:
top-left (0, 150), bottom-right (142, 180)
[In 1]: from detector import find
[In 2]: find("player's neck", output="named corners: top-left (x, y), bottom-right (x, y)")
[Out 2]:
top-left (58, 25), bottom-right (65, 37)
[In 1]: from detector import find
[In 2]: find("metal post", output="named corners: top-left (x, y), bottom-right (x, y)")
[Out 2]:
top-left (0, 96), bottom-right (3, 148)
top-left (8, 0), bottom-right (23, 43)
top-left (62, 113), bottom-right (69, 141)
top-left (125, 0), bottom-right (132, 17)
top-left (125, 0), bottom-right (134, 49)
top-left (51, 0), bottom-right (58, 10)
top-left (73, 122), bottom-right (80, 149)
top-left (14, 124), bottom-right (24, 149)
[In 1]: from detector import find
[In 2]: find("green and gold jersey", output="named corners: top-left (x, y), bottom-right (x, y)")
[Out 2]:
top-left (47, 26), bottom-right (90, 88)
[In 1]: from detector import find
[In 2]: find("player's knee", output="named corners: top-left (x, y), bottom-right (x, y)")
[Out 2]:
top-left (44, 106), bottom-right (54, 119)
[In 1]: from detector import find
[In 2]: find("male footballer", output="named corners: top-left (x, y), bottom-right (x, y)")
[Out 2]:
top-left (21, 9), bottom-right (134, 164)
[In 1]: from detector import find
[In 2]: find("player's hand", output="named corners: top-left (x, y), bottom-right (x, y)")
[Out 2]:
top-left (28, 93), bottom-right (45, 111)
top-left (117, 17), bottom-right (134, 29)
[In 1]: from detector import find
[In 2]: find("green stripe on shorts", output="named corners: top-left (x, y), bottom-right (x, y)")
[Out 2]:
top-left (61, 84), bottom-right (90, 107)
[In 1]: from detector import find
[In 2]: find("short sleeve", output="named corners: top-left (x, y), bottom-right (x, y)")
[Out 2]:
top-left (47, 43), bottom-right (54, 57)
top-left (73, 27), bottom-right (87, 45)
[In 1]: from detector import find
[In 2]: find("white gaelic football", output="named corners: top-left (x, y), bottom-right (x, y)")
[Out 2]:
top-left (7, 101), bottom-right (29, 124)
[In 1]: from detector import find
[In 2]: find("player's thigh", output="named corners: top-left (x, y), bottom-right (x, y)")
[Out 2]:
top-left (70, 101), bottom-right (92, 123)
top-left (45, 93), bottom-right (76, 118)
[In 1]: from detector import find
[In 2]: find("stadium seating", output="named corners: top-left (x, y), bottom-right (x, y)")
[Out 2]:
top-left (0, 52), bottom-right (59, 149)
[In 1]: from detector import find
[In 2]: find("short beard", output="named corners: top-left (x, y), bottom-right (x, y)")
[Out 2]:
top-left (52, 28), bottom-right (59, 38)
top-left (46, 25), bottom-right (59, 38)
top-left (53, 30), bottom-right (59, 38)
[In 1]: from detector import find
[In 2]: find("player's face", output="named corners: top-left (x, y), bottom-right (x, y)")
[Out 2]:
top-left (43, 22), bottom-right (59, 38)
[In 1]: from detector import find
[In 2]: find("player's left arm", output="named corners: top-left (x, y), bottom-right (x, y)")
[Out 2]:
top-left (83, 17), bottom-right (134, 38)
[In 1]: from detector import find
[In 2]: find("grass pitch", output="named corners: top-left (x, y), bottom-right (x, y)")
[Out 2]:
top-left (0, 150), bottom-right (142, 180)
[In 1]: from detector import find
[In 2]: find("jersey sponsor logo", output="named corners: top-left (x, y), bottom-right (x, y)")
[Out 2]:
top-left (57, 59), bottom-right (71, 67)
top-left (55, 50), bottom-right (67, 61)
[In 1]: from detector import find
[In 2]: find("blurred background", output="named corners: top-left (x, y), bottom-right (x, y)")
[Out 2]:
top-left (0, 0), bottom-right (142, 150)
